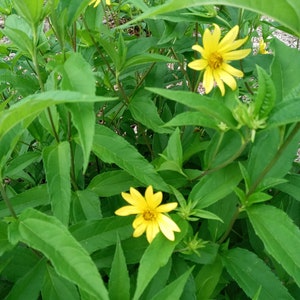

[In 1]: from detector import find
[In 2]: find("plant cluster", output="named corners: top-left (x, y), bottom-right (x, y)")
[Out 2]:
top-left (0, 0), bottom-right (300, 299)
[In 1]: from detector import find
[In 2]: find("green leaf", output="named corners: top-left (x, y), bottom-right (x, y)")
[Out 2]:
top-left (204, 130), bottom-right (244, 169)
top-left (253, 65), bottom-right (276, 119)
top-left (2, 15), bottom-right (34, 55)
top-left (67, 102), bottom-right (95, 172)
top-left (277, 174), bottom-right (300, 202)
top-left (0, 124), bottom-right (25, 178)
top-left (133, 217), bottom-right (188, 300)
top-left (88, 170), bottom-right (141, 197)
top-left (0, 222), bottom-right (14, 256)
top-left (5, 259), bottom-right (46, 300)
top-left (151, 267), bottom-right (193, 300)
top-left (92, 125), bottom-right (170, 192)
top-left (271, 39), bottom-right (300, 102)
top-left (164, 111), bottom-right (220, 130)
top-left (62, 52), bottom-right (95, 95)
top-left (129, 0), bottom-right (300, 37)
top-left (0, 90), bottom-right (116, 140)
top-left (72, 190), bottom-right (102, 222)
top-left (247, 205), bottom-right (300, 287)
top-left (128, 91), bottom-right (172, 134)
top-left (247, 128), bottom-right (300, 189)
top-left (192, 209), bottom-right (223, 222)
top-left (195, 255), bottom-right (223, 300)
top-left (147, 88), bottom-right (237, 128)
top-left (13, 0), bottom-right (44, 26)
top-left (123, 53), bottom-right (176, 71)
top-left (42, 265), bottom-right (80, 300)
top-left (8, 208), bottom-right (109, 300)
top-left (0, 185), bottom-right (49, 219)
top-left (268, 98), bottom-right (300, 126)
top-left (43, 141), bottom-right (71, 226)
top-left (222, 247), bottom-right (294, 299)
top-left (3, 152), bottom-right (40, 178)
top-left (70, 217), bottom-right (134, 254)
top-left (247, 191), bottom-right (272, 205)
top-left (55, 0), bottom-right (90, 26)
top-left (160, 128), bottom-right (183, 166)
top-left (189, 164), bottom-right (241, 209)
top-left (108, 240), bottom-right (130, 300)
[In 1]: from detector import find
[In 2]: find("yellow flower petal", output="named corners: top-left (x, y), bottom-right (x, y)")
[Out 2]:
top-left (115, 205), bottom-right (141, 216)
top-left (188, 59), bottom-right (208, 71)
top-left (145, 185), bottom-right (162, 208)
top-left (218, 25), bottom-right (239, 50)
top-left (218, 69), bottom-right (237, 91)
top-left (158, 214), bottom-right (180, 241)
top-left (219, 36), bottom-right (248, 53)
top-left (222, 63), bottom-right (244, 78)
top-left (132, 214), bottom-right (145, 228)
top-left (156, 202), bottom-right (178, 213)
top-left (203, 25), bottom-right (221, 54)
top-left (192, 44), bottom-right (204, 55)
top-left (222, 48), bottom-right (251, 61)
top-left (146, 222), bottom-right (160, 243)
top-left (126, 187), bottom-right (147, 206)
top-left (89, 0), bottom-right (100, 7)
top-left (133, 222), bottom-right (147, 237)
top-left (203, 67), bottom-right (214, 94)
top-left (213, 71), bottom-right (226, 96)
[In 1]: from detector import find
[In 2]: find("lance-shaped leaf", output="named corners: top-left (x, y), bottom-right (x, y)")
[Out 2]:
top-left (0, 90), bottom-right (116, 140)
top-left (127, 0), bottom-right (300, 37)
top-left (8, 208), bottom-right (109, 300)
top-left (133, 217), bottom-right (188, 300)
top-left (222, 247), bottom-right (294, 299)
top-left (93, 125), bottom-right (170, 192)
top-left (247, 205), bottom-right (300, 287)
top-left (43, 141), bottom-right (71, 226)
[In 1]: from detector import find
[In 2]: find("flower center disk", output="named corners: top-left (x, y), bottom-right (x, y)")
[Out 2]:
top-left (209, 52), bottom-right (223, 69)
top-left (143, 210), bottom-right (156, 221)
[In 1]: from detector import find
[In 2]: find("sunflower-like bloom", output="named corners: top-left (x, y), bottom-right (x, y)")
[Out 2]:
top-left (89, 0), bottom-right (111, 7)
top-left (188, 24), bottom-right (251, 96)
top-left (115, 186), bottom-right (180, 243)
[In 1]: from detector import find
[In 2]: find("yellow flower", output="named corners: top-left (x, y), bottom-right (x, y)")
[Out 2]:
top-left (188, 24), bottom-right (251, 96)
top-left (115, 186), bottom-right (180, 243)
top-left (259, 39), bottom-right (268, 54)
top-left (89, 0), bottom-right (111, 7)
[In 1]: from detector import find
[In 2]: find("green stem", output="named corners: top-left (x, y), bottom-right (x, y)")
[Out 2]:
top-left (67, 112), bottom-right (79, 191)
top-left (31, 25), bottom-right (60, 142)
top-left (47, 107), bottom-right (60, 143)
top-left (205, 131), bottom-right (225, 171)
top-left (195, 131), bottom-right (249, 181)
top-left (170, 47), bottom-right (192, 90)
top-left (0, 182), bottom-right (17, 219)
top-left (217, 205), bottom-right (240, 244)
top-left (247, 122), bottom-right (300, 195)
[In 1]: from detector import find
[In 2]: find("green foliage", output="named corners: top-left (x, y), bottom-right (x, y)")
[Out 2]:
top-left (0, 0), bottom-right (300, 298)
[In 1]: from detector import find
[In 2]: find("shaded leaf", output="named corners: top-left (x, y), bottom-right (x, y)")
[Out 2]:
top-left (108, 240), bottom-right (130, 300)
top-left (222, 247), bottom-right (294, 299)
top-left (5, 259), bottom-right (46, 300)
top-left (8, 208), bottom-right (109, 299)
top-left (43, 141), bottom-right (71, 226)
top-left (247, 205), bottom-right (300, 287)
top-left (151, 267), bottom-right (193, 300)
top-left (93, 125), bottom-right (170, 192)
top-left (133, 217), bottom-right (188, 300)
